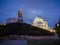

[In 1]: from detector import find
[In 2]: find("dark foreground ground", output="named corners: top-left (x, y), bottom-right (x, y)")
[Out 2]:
top-left (0, 40), bottom-right (27, 45)
top-left (0, 39), bottom-right (60, 45)
top-left (27, 39), bottom-right (60, 45)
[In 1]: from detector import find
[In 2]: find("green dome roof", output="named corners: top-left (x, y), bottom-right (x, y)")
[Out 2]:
top-left (37, 16), bottom-right (43, 19)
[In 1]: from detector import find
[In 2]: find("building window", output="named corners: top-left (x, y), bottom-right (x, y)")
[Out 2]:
top-left (37, 22), bottom-right (42, 24)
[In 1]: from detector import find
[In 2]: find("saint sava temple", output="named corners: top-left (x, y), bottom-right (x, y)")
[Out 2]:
top-left (0, 10), bottom-right (59, 40)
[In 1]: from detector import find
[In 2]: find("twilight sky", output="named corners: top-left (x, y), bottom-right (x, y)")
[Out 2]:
top-left (0, 0), bottom-right (60, 28)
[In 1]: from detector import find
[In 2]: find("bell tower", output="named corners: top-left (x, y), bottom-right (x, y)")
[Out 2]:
top-left (18, 10), bottom-right (23, 23)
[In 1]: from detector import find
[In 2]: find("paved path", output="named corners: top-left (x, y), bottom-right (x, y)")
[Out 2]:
top-left (54, 33), bottom-right (59, 39)
top-left (0, 40), bottom-right (28, 45)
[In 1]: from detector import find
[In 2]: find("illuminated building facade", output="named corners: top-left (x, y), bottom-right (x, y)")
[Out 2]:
top-left (32, 16), bottom-right (50, 29)
top-left (32, 16), bottom-right (56, 33)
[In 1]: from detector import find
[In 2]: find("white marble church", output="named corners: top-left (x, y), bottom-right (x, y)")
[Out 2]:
top-left (32, 16), bottom-right (56, 33)
top-left (32, 16), bottom-right (50, 30)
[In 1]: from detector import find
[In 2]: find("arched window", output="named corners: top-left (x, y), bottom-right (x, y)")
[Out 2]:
top-left (37, 22), bottom-right (42, 24)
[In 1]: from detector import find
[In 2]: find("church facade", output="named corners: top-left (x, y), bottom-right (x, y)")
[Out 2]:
top-left (32, 16), bottom-right (50, 30)
top-left (32, 16), bottom-right (56, 33)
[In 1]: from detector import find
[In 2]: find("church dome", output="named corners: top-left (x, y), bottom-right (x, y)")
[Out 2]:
top-left (36, 16), bottom-right (43, 19)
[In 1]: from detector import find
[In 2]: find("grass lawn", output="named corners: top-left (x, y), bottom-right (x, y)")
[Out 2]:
top-left (27, 39), bottom-right (60, 45)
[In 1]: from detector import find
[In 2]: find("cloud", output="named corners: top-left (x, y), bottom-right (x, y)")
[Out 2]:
top-left (26, 9), bottom-right (43, 15)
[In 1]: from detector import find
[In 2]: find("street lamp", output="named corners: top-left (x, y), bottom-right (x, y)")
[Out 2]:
top-left (57, 24), bottom-right (59, 26)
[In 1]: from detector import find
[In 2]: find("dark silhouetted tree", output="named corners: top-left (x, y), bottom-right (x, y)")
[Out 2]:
top-left (54, 19), bottom-right (60, 38)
